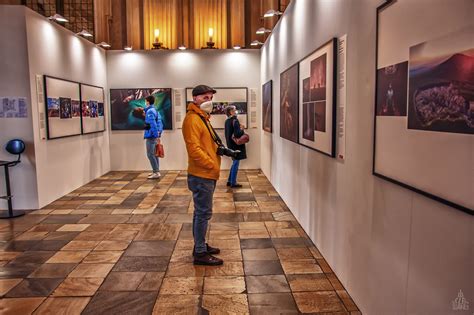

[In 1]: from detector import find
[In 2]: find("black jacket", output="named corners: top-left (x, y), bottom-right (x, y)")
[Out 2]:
top-left (224, 116), bottom-right (247, 160)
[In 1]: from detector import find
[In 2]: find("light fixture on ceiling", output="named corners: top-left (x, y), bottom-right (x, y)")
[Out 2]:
top-left (178, 45), bottom-right (187, 50)
top-left (47, 13), bottom-right (68, 23)
top-left (98, 42), bottom-right (111, 48)
top-left (124, 46), bottom-right (132, 51)
top-left (263, 9), bottom-right (283, 18)
top-left (77, 29), bottom-right (93, 37)
top-left (256, 27), bottom-right (272, 35)
top-left (233, 45), bottom-right (242, 50)
top-left (250, 40), bottom-right (264, 46)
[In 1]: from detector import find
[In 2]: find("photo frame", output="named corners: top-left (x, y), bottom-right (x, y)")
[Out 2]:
top-left (110, 88), bottom-right (173, 130)
top-left (185, 87), bottom-right (248, 129)
top-left (280, 63), bottom-right (299, 143)
top-left (44, 76), bottom-right (82, 139)
top-left (298, 38), bottom-right (337, 157)
top-left (262, 80), bottom-right (273, 133)
top-left (80, 84), bottom-right (106, 134)
top-left (374, 0), bottom-right (473, 214)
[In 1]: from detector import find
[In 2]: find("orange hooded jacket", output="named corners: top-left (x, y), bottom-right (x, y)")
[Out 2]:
top-left (182, 103), bottom-right (221, 180)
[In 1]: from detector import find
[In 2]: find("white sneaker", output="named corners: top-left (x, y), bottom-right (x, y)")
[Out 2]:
top-left (148, 172), bottom-right (161, 179)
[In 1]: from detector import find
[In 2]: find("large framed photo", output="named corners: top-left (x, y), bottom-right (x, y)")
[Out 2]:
top-left (185, 87), bottom-right (248, 129)
top-left (298, 38), bottom-right (337, 156)
top-left (80, 84), bottom-right (105, 134)
top-left (262, 80), bottom-right (273, 133)
top-left (374, 0), bottom-right (474, 214)
top-left (110, 88), bottom-right (173, 130)
top-left (44, 76), bottom-right (82, 139)
top-left (280, 63), bottom-right (299, 143)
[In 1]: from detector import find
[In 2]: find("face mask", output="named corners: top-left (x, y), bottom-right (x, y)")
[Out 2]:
top-left (200, 101), bottom-right (213, 114)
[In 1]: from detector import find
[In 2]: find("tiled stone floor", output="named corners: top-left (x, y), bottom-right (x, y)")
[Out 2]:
top-left (0, 170), bottom-right (360, 314)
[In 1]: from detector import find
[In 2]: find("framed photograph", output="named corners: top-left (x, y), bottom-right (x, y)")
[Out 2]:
top-left (374, 0), bottom-right (473, 214)
top-left (280, 63), bottom-right (299, 143)
top-left (298, 38), bottom-right (337, 156)
top-left (44, 76), bottom-right (82, 139)
top-left (262, 80), bottom-right (273, 133)
top-left (110, 88), bottom-right (173, 130)
top-left (80, 84), bottom-right (106, 134)
top-left (185, 87), bottom-right (248, 129)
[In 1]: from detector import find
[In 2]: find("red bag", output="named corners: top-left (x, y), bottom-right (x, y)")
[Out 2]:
top-left (232, 133), bottom-right (250, 145)
top-left (155, 140), bottom-right (164, 158)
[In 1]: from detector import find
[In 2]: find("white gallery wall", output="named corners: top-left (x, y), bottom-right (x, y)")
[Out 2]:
top-left (24, 8), bottom-right (111, 208)
top-left (0, 6), bottom-right (38, 209)
top-left (0, 6), bottom-right (110, 209)
top-left (260, 0), bottom-right (473, 314)
top-left (107, 50), bottom-right (261, 171)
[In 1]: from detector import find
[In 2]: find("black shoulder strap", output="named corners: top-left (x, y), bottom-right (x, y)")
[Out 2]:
top-left (198, 114), bottom-right (223, 146)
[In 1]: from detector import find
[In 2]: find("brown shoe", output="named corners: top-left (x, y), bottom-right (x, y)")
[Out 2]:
top-left (192, 243), bottom-right (221, 256)
top-left (193, 253), bottom-right (224, 266)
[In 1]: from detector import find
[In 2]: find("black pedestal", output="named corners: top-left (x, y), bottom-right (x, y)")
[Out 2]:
top-left (0, 161), bottom-right (25, 219)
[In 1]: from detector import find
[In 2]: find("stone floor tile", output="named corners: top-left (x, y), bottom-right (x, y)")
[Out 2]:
top-left (246, 275), bottom-right (290, 293)
top-left (242, 248), bottom-right (278, 261)
top-left (287, 274), bottom-right (333, 292)
top-left (28, 263), bottom-right (76, 279)
top-left (0, 278), bottom-right (22, 296)
top-left (281, 259), bottom-right (323, 274)
top-left (203, 276), bottom-right (246, 294)
top-left (202, 294), bottom-right (249, 314)
top-left (0, 297), bottom-right (45, 315)
top-left (33, 297), bottom-right (90, 315)
top-left (152, 294), bottom-right (200, 314)
top-left (67, 263), bottom-right (114, 278)
top-left (160, 277), bottom-right (203, 294)
top-left (293, 291), bottom-right (346, 313)
top-left (5, 278), bottom-right (63, 297)
top-left (52, 278), bottom-right (104, 296)
top-left (82, 291), bottom-right (157, 315)
top-left (99, 271), bottom-right (146, 291)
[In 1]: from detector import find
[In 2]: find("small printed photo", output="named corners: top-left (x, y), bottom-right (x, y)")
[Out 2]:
top-left (315, 101), bottom-right (326, 132)
top-left (47, 98), bottom-right (60, 118)
top-left (303, 78), bottom-right (310, 103)
top-left (376, 61), bottom-right (408, 116)
top-left (303, 102), bottom-right (315, 141)
top-left (59, 97), bottom-right (72, 119)
top-left (82, 101), bottom-right (90, 117)
top-left (71, 100), bottom-right (81, 117)
top-left (98, 102), bottom-right (104, 116)
top-left (89, 101), bottom-right (98, 118)
top-left (310, 53), bottom-right (327, 101)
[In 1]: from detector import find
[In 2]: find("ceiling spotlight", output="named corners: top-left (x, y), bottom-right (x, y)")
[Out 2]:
top-left (250, 40), bottom-right (264, 46)
top-left (124, 46), bottom-right (132, 51)
top-left (77, 29), bottom-right (93, 37)
top-left (256, 27), bottom-right (272, 35)
top-left (98, 42), bottom-right (111, 48)
top-left (178, 45), bottom-right (187, 50)
top-left (263, 9), bottom-right (283, 18)
top-left (48, 13), bottom-right (68, 23)
top-left (233, 45), bottom-right (241, 50)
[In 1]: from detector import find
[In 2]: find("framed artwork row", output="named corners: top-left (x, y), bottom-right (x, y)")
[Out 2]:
top-left (185, 87), bottom-right (248, 129)
top-left (263, 38), bottom-right (337, 157)
top-left (374, 0), bottom-right (473, 214)
top-left (44, 76), bottom-right (105, 140)
top-left (110, 88), bottom-right (173, 130)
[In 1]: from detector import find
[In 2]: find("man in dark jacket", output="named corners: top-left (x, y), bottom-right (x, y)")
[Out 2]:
top-left (144, 95), bottom-right (163, 179)
top-left (224, 105), bottom-right (247, 188)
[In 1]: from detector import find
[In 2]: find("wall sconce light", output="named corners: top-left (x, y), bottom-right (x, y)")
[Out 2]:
top-left (48, 13), bottom-right (68, 23)
top-left (250, 40), bottom-right (264, 46)
top-left (263, 9), bottom-right (283, 18)
top-left (77, 29), bottom-right (93, 37)
top-left (152, 28), bottom-right (168, 49)
top-left (124, 46), bottom-right (133, 51)
top-left (256, 27), bottom-right (272, 35)
top-left (205, 27), bottom-right (216, 49)
top-left (178, 45), bottom-right (187, 50)
top-left (233, 45), bottom-right (241, 50)
top-left (98, 42), bottom-right (111, 48)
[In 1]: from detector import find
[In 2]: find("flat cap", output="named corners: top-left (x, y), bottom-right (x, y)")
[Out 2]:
top-left (192, 85), bottom-right (217, 97)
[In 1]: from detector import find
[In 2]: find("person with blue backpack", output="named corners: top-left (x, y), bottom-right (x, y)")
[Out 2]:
top-left (144, 95), bottom-right (163, 179)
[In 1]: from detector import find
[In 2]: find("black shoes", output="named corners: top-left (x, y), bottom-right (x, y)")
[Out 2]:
top-left (231, 184), bottom-right (242, 188)
top-left (193, 243), bottom-right (223, 265)
top-left (193, 253), bottom-right (223, 266)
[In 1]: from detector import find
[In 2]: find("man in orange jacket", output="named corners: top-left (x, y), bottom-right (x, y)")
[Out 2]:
top-left (182, 85), bottom-right (223, 265)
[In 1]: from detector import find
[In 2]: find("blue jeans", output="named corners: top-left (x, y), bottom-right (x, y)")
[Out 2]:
top-left (145, 138), bottom-right (159, 172)
top-left (228, 159), bottom-right (240, 185)
top-left (187, 174), bottom-right (216, 254)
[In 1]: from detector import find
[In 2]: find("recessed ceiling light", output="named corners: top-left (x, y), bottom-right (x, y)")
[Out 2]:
top-left (48, 13), bottom-right (68, 23)
top-left (264, 9), bottom-right (283, 18)
top-left (98, 42), bottom-right (111, 48)
top-left (256, 27), bottom-right (272, 35)
top-left (77, 29), bottom-right (93, 37)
